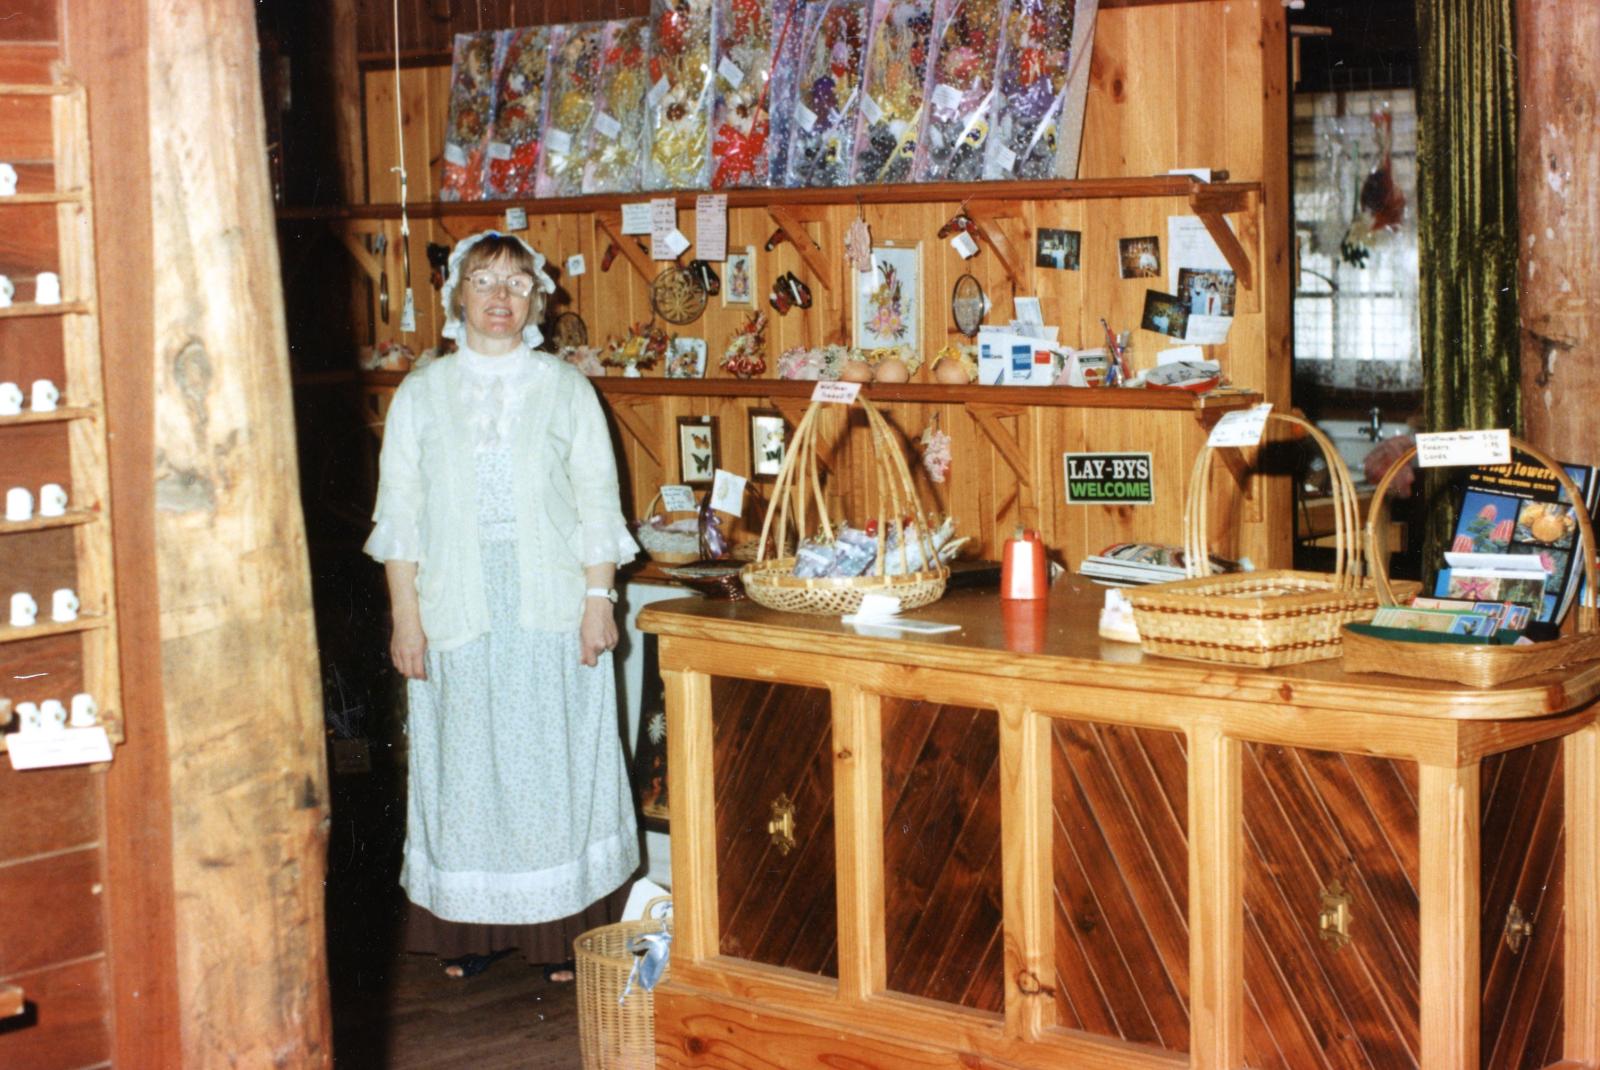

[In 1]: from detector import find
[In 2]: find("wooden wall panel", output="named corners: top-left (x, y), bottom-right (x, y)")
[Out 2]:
top-left (0, 317), bottom-right (68, 391)
top-left (711, 676), bottom-right (838, 978)
top-left (879, 698), bottom-right (1004, 1013)
top-left (0, 847), bottom-right (102, 977)
top-left (0, 765), bottom-right (98, 863)
top-left (0, 957), bottom-right (110, 1069)
top-left (1049, 720), bottom-right (1189, 1050)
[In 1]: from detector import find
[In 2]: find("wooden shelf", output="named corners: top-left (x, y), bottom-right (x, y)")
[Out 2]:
top-left (0, 508), bottom-right (98, 535)
top-left (0, 715), bottom-right (122, 754)
top-left (0, 83), bottom-right (74, 96)
top-left (0, 190), bottom-right (85, 206)
top-left (0, 404), bottom-right (97, 426)
top-left (0, 613), bottom-right (111, 645)
top-left (0, 983), bottom-right (22, 1018)
top-left (0, 300), bottom-right (90, 319)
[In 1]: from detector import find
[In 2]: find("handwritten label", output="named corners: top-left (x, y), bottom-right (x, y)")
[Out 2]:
top-left (1415, 429), bottom-right (1512, 468)
top-left (709, 469), bottom-right (748, 515)
top-left (503, 206), bottom-right (528, 231)
top-left (695, 193), bottom-right (727, 261)
top-left (565, 254), bottom-right (586, 278)
top-left (7, 725), bottom-right (113, 770)
top-left (620, 201), bottom-right (653, 235)
top-left (950, 232), bottom-right (979, 259)
top-left (717, 56), bottom-right (745, 88)
top-left (810, 381), bottom-right (861, 404)
top-left (659, 484), bottom-right (698, 512)
top-left (593, 112), bottom-right (621, 139)
top-left (1206, 402), bottom-right (1274, 448)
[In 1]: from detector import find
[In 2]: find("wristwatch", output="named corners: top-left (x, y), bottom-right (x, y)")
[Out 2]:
top-left (585, 587), bottom-right (618, 604)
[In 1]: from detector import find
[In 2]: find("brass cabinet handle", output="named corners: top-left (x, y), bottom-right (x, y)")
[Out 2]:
top-left (1319, 881), bottom-right (1352, 951)
top-left (767, 793), bottom-right (796, 856)
top-left (1504, 902), bottom-right (1534, 954)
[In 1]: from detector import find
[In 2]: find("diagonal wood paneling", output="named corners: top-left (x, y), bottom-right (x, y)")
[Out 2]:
top-left (1241, 744), bottom-right (1420, 1070)
top-left (712, 677), bottom-right (838, 978)
top-left (1049, 720), bottom-right (1190, 1051)
top-left (1480, 739), bottom-right (1564, 1070)
top-left (879, 699), bottom-right (1005, 1013)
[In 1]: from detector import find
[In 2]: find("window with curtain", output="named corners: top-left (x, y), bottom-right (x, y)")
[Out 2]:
top-left (1293, 88), bottom-right (1420, 393)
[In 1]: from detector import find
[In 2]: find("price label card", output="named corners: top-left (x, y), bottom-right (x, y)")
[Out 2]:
top-left (655, 228), bottom-right (691, 260)
top-left (1415, 429), bottom-right (1511, 468)
top-left (1206, 402), bottom-right (1274, 447)
top-left (660, 484), bottom-right (698, 512)
top-left (443, 142), bottom-right (468, 166)
top-left (695, 194), bottom-right (727, 262)
top-left (503, 206), bottom-right (528, 231)
top-left (649, 198), bottom-right (679, 259)
top-left (8, 726), bottom-right (113, 770)
top-left (931, 83), bottom-right (963, 114)
top-left (796, 103), bottom-right (818, 132)
top-left (993, 144), bottom-right (1018, 173)
top-left (545, 128), bottom-right (573, 155)
top-left (811, 381), bottom-right (861, 404)
top-left (717, 56), bottom-right (745, 88)
top-left (621, 201), bottom-right (653, 235)
top-left (593, 112), bottom-right (622, 139)
top-left (861, 94), bottom-right (884, 124)
top-left (709, 469), bottom-right (748, 515)
top-left (566, 254), bottom-right (586, 278)
top-left (488, 141), bottom-right (512, 161)
top-left (648, 77), bottom-right (669, 109)
top-left (950, 232), bottom-right (979, 259)
top-left (400, 289), bottom-right (417, 334)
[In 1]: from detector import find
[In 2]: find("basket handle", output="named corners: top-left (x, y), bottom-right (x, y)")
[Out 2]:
top-left (1365, 436), bottom-right (1599, 634)
top-left (1185, 411), bottom-right (1363, 587)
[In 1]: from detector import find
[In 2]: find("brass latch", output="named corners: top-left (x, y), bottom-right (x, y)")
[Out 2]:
top-left (1319, 881), bottom-right (1352, 951)
top-left (767, 793), bottom-right (797, 856)
top-left (1504, 902), bottom-right (1534, 954)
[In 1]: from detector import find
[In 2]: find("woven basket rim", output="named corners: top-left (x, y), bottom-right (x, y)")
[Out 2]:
top-left (742, 557), bottom-right (949, 591)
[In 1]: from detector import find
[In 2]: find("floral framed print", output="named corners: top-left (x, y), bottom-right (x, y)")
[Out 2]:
top-left (748, 409), bottom-right (787, 482)
top-left (677, 414), bottom-right (720, 486)
top-left (854, 242), bottom-right (921, 351)
top-left (723, 246), bottom-right (756, 307)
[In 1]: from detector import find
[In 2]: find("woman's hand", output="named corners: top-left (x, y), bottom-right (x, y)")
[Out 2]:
top-left (390, 614), bottom-right (429, 680)
top-left (579, 597), bottom-right (618, 667)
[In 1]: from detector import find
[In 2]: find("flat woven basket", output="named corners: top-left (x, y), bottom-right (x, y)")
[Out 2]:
top-left (1131, 411), bottom-right (1418, 667)
top-left (1342, 436), bottom-right (1600, 687)
top-left (575, 896), bottom-right (672, 1070)
top-left (741, 396), bottom-right (948, 615)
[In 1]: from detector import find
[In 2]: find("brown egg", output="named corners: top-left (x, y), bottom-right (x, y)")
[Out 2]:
top-left (874, 357), bottom-right (910, 383)
top-left (933, 356), bottom-right (970, 384)
top-left (839, 359), bottom-right (875, 382)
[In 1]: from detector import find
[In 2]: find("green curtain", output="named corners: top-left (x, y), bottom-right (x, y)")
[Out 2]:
top-left (1415, 0), bottom-right (1520, 551)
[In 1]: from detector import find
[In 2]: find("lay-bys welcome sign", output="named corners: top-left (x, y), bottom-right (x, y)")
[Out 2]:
top-left (1063, 452), bottom-right (1155, 506)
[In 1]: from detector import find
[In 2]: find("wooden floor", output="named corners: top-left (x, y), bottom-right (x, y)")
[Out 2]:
top-left (333, 950), bottom-right (585, 1069)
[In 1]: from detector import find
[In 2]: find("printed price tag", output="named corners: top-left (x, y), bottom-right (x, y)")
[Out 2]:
top-left (503, 206), bottom-right (528, 231)
top-left (648, 77), bottom-right (669, 109)
top-left (400, 289), bottom-right (417, 334)
top-left (695, 193), bottom-right (727, 261)
top-left (931, 83), bottom-right (963, 114)
top-left (594, 112), bottom-right (621, 139)
top-left (566, 254), bottom-right (586, 278)
top-left (1206, 402), bottom-right (1274, 448)
top-left (1415, 429), bottom-right (1512, 468)
top-left (950, 232), bottom-right (979, 259)
top-left (443, 142), bottom-right (468, 167)
top-left (861, 94), bottom-right (884, 124)
top-left (659, 484), bottom-right (698, 512)
top-left (796, 103), bottom-right (818, 132)
top-left (993, 144), bottom-right (1018, 173)
top-left (811, 381), bottom-right (861, 404)
top-left (621, 201), bottom-right (653, 234)
top-left (709, 469), bottom-right (748, 515)
top-left (545, 128), bottom-right (573, 155)
top-left (7, 726), bottom-right (113, 770)
top-left (487, 141), bottom-right (512, 161)
top-left (717, 56), bottom-right (745, 88)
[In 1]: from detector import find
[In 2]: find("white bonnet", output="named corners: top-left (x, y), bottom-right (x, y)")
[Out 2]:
top-left (440, 229), bottom-right (558, 349)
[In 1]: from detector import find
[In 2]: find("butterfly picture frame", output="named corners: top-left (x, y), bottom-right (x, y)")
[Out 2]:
top-left (677, 415), bottom-right (720, 486)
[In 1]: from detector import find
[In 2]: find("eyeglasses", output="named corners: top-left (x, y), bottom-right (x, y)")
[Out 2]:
top-left (465, 270), bottom-right (537, 297)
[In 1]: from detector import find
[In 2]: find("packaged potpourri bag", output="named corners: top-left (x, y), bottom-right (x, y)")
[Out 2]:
top-left (535, 22), bottom-right (606, 198)
top-left (983, 0), bottom-right (1098, 180)
top-left (910, 0), bottom-right (1010, 182)
top-left (763, 0), bottom-right (808, 187)
top-left (439, 32), bottom-right (499, 201)
top-left (483, 27), bottom-right (553, 199)
top-left (783, 0), bottom-right (871, 188)
top-left (711, 0), bottom-right (777, 188)
top-left (850, 0), bottom-right (941, 185)
top-left (645, 0), bottom-right (718, 191)
top-left (582, 18), bottom-right (654, 194)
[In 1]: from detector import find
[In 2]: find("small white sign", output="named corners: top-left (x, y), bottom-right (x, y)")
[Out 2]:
top-left (709, 469), bottom-right (748, 515)
top-left (566, 254), bottom-right (586, 278)
top-left (695, 193), bottom-right (727, 261)
top-left (503, 206), bottom-right (528, 231)
top-left (931, 83), bottom-right (963, 114)
top-left (1013, 296), bottom-right (1043, 325)
top-left (656, 228), bottom-right (691, 260)
top-left (648, 77), bottom-right (669, 109)
top-left (659, 484), bottom-right (698, 513)
top-left (796, 103), bottom-right (818, 132)
top-left (993, 144), bottom-right (1017, 172)
top-left (621, 201), bottom-right (654, 235)
top-left (811, 381), bottom-right (861, 404)
top-left (950, 232), bottom-right (979, 259)
top-left (443, 142), bottom-right (469, 167)
top-left (400, 289), bottom-right (417, 334)
top-left (717, 56), bottom-right (745, 88)
top-left (1415, 429), bottom-right (1512, 468)
top-left (594, 112), bottom-right (622, 139)
top-left (545, 128), bottom-right (573, 155)
top-left (1207, 402), bottom-right (1274, 448)
top-left (861, 94), bottom-right (884, 125)
top-left (7, 725), bottom-right (113, 770)
top-left (649, 197), bottom-right (678, 259)
top-left (487, 141), bottom-right (513, 161)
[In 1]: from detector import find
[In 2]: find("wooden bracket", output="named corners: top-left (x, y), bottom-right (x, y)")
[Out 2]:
top-left (967, 402), bottom-right (1039, 529)
top-left (965, 200), bottom-right (1025, 292)
top-left (330, 220), bottom-right (385, 283)
top-left (765, 206), bottom-right (833, 293)
top-left (606, 395), bottom-right (664, 467)
top-left (1188, 187), bottom-right (1255, 293)
top-left (594, 211), bottom-right (659, 284)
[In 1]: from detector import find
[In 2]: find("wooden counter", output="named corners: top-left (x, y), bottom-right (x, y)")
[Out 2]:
top-left (639, 579), bottom-right (1600, 1070)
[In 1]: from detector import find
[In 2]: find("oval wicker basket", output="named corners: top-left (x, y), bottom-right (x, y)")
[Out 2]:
top-left (1342, 436), bottom-right (1600, 687)
top-left (633, 492), bottom-right (701, 565)
top-left (574, 896), bottom-right (672, 1070)
top-left (1131, 411), bottom-right (1418, 667)
top-left (741, 396), bottom-right (948, 615)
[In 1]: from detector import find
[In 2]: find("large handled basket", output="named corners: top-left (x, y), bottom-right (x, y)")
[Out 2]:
top-left (1131, 411), bottom-right (1418, 667)
top-left (1341, 436), bottom-right (1600, 687)
top-left (740, 396), bottom-right (949, 614)
top-left (575, 896), bottom-right (673, 1070)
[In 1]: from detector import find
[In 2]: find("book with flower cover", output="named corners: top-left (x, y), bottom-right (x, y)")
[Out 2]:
top-left (1432, 457), bottom-right (1600, 625)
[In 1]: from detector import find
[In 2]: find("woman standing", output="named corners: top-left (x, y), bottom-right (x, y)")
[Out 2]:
top-left (366, 230), bottom-right (640, 980)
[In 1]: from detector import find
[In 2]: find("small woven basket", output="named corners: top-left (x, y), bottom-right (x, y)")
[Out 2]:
top-left (575, 896), bottom-right (672, 1070)
top-left (741, 396), bottom-right (948, 615)
top-left (1131, 411), bottom-right (1417, 667)
top-left (634, 493), bottom-right (701, 565)
top-left (1341, 436), bottom-right (1600, 687)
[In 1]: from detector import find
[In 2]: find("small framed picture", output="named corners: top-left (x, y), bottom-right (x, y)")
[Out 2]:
top-left (677, 415), bottom-right (719, 486)
top-left (1119, 236), bottom-right (1161, 279)
top-left (1176, 267), bottom-right (1237, 317)
top-left (1140, 289), bottom-right (1190, 339)
top-left (723, 246), bottom-right (756, 307)
top-left (854, 242), bottom-right (921, 351)
top-left (666, 337), bottom-right (707, 378)
top-left (1036, 227), bottom-right (1081, 270)
top-left (748, 409), bottom-right (787, 482)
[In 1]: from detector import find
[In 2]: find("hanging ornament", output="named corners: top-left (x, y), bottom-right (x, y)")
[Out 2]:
top-left (918, 415), bottom-right (952, 484)
top-left (845, 208), bottom-right (873, 274)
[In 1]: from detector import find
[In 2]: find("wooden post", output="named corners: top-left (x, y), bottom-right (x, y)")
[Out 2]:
top-left (1517, 1), bottom-right (1600, 461)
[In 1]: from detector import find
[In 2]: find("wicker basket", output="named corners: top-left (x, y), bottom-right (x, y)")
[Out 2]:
top-left (741, 396), bottom-right (948, 615)
top-left (1341, 436), bottom-right (1600, 687)
top-left (575, 896), bottom-right (672, 1070)
top-left (634, 493), bottom-right (702, 565)
top-left (1131, 411), bottom-right (1418, 667)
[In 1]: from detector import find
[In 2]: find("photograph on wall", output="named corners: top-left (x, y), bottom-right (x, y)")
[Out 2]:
top-left (748, 409), bottom-right (787, 481)
top-left (1176, 267), bottom-right (1237, 317)
top-left (1140, 290), bottom-right (1189, 339)
top-left (665, 337), bottom-right (708, 378)
top-left (855, 243), bottom-right (921, 351)
top-left (723, 246), bottom-right (756, 306)
top-left (1035, 227), bottom-right (1081, 270)
top-left (1118, 235), bottom-right (1161, 279)
top-left (677, 415), bottom-right (720, 485)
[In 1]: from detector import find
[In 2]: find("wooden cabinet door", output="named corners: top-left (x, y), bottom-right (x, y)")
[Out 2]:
top-left (711, 676), bottom-right (838, 978)
top-left (1241, 744), bottom-right (1421, 1069)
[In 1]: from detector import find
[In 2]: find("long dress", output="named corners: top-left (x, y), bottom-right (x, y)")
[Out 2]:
top-left (380, 349), bottom-right (640, 962)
